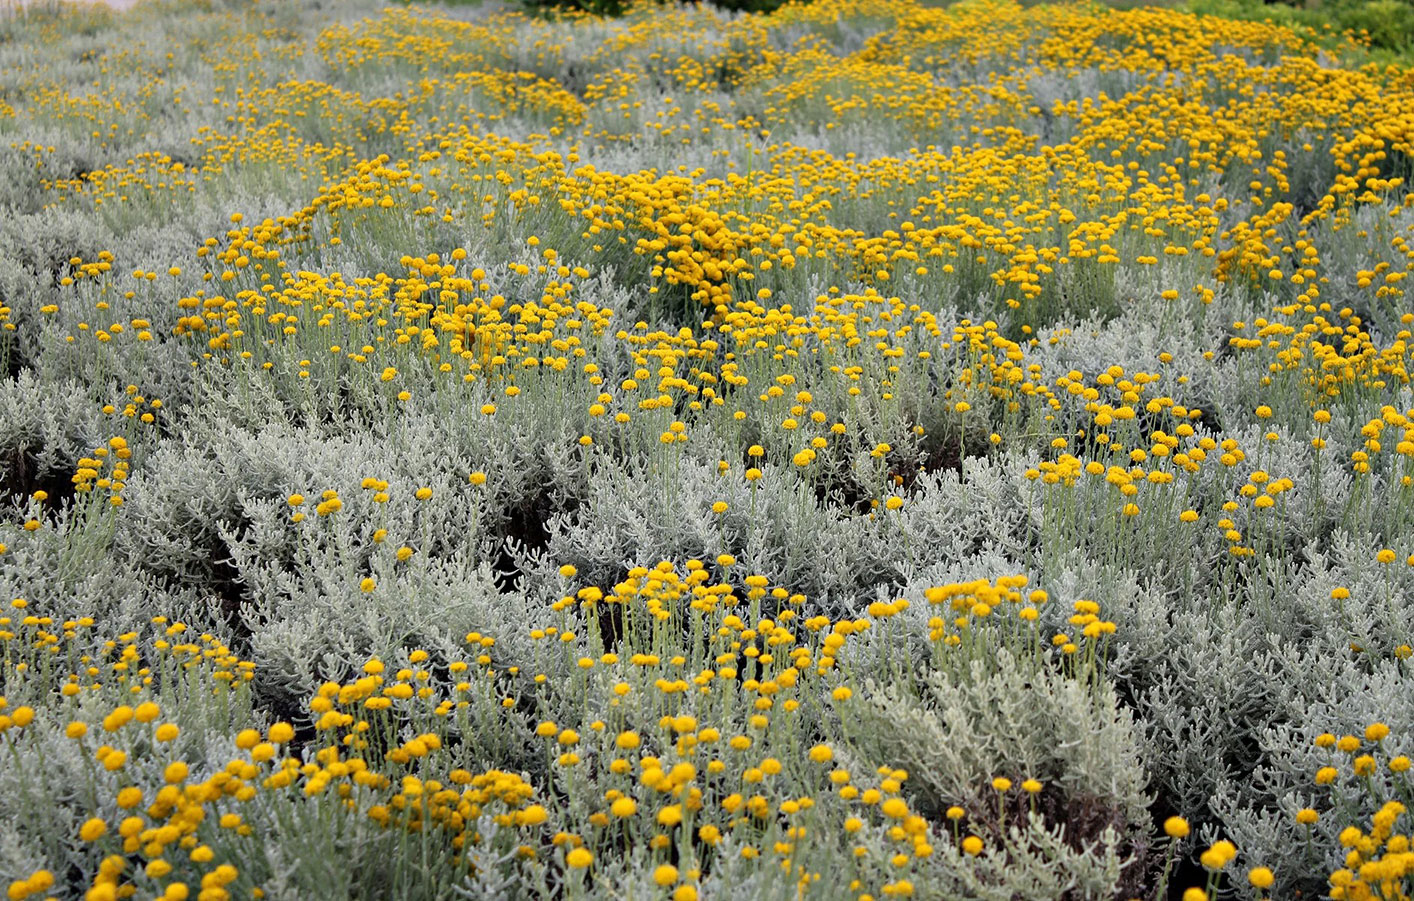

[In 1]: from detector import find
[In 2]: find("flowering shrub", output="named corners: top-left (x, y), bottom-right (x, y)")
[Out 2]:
top-left (1, 0), bottom-right (1413, 897)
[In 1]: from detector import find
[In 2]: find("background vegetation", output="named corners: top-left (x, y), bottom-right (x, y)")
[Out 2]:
top-left (511, 0), bottom-right (1413, 57)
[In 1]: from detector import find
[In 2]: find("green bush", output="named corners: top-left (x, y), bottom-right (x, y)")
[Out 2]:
top-left (707, 0), bottom-right (801, 11)
top-left (1338, 0), bottom-right (1414, 50)
top-left (519, 0), bottom-right (629, 16)
top-left (1185, 0), bottom-right (1414, 53)
top-left (517, 0), bottom-right (805, 18)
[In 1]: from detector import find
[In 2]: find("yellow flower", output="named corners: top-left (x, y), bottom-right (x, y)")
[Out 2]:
top-left (1164, 816), bottom-right (1190, 838)
top-left (610, 797), bottom-right (637, 818)
top-left (1247, 867), bottom-right (1274, 889)
top-left (1199, 840), bottom-right (1236, 870)
top-left (653, 864), bottom-right (678, 886)
top-left (565, 848), bottom-right (592, 868)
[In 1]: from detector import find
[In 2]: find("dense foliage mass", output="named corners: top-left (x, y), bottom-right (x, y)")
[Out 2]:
top-left (1185, 0), bottom-right (1413, 58)
top-left (1, 0), bottom-right (1412, 897)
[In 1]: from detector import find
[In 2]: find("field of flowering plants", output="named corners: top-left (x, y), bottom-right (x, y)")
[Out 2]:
top-left (0, 0), bottom-right (1412, 896)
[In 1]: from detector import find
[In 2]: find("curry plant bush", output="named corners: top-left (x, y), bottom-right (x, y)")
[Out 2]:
top-left (1, 0), bottom-right (1412, 898)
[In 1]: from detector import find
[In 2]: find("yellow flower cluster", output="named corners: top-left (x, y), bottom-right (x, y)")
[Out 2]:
top-left (72, 437), bottom-right (133, 507)
top-left (1312, 725), bottom-right (1414, 900)
top-left (0, 568), bottom-right (1056, 900)
top-left (22, 0), bottom-right (1396, 398)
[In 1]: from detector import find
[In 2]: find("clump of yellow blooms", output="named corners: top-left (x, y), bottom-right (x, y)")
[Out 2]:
top-left (1307, 724), bottom-right (1414, 900)
top-left (71, 436), bottom-right (133, 508)
top-left (0, 570), bottom-right (1085, 898)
